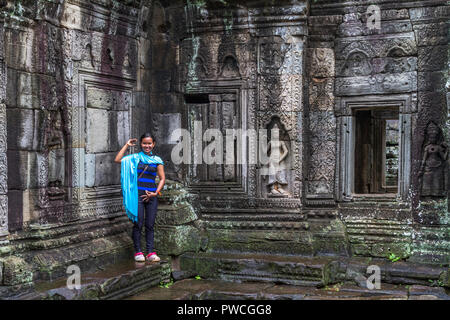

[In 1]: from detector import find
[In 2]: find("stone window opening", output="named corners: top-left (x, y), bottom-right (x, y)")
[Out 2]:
top-left (353, 107), bottom-right (399, 195)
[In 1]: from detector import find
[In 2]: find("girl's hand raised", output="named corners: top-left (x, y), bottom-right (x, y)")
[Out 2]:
top-left (115, 138), bottom-right (137, 163)
top-left (126, 138), bottom-right (137, 147)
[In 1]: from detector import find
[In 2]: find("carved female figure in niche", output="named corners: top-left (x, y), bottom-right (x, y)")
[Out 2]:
top-left (266, 123), bottom-right (289, 196)
top-left (419, 121), bottom-right (448, 198)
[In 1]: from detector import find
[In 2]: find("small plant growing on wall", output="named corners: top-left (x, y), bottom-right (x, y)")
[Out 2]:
top-left (388, 253), bottom-right (401, 263)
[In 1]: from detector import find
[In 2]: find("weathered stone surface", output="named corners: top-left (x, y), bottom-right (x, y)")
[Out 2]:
top-left (6, 108), bottom-right (40, 151)
top-left (418, 71), bottom-right (447, 92)
top-left (417, 45), bottom-right (448, 72)
top-left (0, 193), bottom-right (8, 235)
top-left (335, 33), bottom-right (417, 61)
top-left (335, 72), bottom-right (417, 96)
top-left (154, 225), bottom-right (204, 256)
top-left (94, 153), bottom-right (121, 186)
top-left (408, 285), bottom-right (449, 300)
top-left (418, 91), bottom-right (447, 115)
top-left (26, 260), bottom-right (171, 300)
top-left (127, 279), bottom-right (414, 300)
top-left (86, 88), bottom-right (132, 111)
top-left (335, 57), bottom-right (417, 77)
top-left (86, 108), bottom-right (110, 153)
top-left (1, 256), bottom-right (33, 286)
top-left (413, 22), bottom-right (449, 46)
top-left (409, 6), bottom-right (449, 23)
top-left (151, 113), bottom-right (182, 145)
top-left (180, 252), bottom-right (331, 286)
top-left (7, 150), bottom-right (29, 191)
top-left (84, 153), bottom-right (96, 188)
top-left (155, 204), bottom-right (198, 226)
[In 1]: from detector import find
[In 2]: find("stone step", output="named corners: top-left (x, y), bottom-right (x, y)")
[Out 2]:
top-left (180, 252), bottom-right (333, 287)
top-left (12, 259), bottom-right (171, 300)
top-left (179, 252), bottom-right (450, 289)
top-left (127, 278), bottom-right (450, 300)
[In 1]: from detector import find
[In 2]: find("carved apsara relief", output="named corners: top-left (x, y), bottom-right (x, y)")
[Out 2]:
top-left (263, 120), bottom-right (291, 198)
top-left (419, 121), bottom-right (448, 198)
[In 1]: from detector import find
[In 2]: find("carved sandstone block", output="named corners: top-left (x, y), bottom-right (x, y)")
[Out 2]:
top-left (335, 57), bottom-right (417, 77)
top-left (309, 78), bottom-right (334, 111)
top-left (409, 6), bottom-right (450, 23)
top-left (335, 72), bottom-right (417, 96)
top-left (418, 45), bottom-right (448, 72)
top-left (413, 22), bottom-right (448, 47)
top-left (336, 33), bottom-right (417, 60)
top-left (418, 71), bottom-right (447, 92)
top-left (307, 48), bottom-right (335, 78)
top-left (418, 91), bottom-right (447, 115)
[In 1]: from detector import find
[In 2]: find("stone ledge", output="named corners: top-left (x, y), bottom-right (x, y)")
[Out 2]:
top-left (179, 252), bottom-right (449, 289)
top-left (17, 260), bottom-right (171, 300)
top-left (127, 278), bottom-right (450, 300)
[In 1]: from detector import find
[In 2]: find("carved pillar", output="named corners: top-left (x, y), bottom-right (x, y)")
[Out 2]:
top-left (257, 34), bottom-right (305, 200)
top-left (409, 6), bottom-right (449, 209)
top-left (305, 15), bottom-right (341, 206)
top-left (0, 22), bottom-right (8, 238)
top-left (305, 48), bottom-right (336, 204)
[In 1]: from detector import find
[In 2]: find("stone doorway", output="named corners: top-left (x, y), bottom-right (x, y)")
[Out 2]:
top-left (353, 107), bottom-right (399, 195)
top-left (337, 95), bottom-right (413, 201)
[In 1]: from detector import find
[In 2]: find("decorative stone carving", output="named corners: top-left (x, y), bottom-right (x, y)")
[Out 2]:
top-left (309, 78), bottom-right (334, 111)
top-left (337, 12), bottom-right (364, 37)
top-left (308, 48), bottom-right (335, 78)
top-left (220, 56), bottom-right (240, 78)
top-left (0, 102), bottom-right (7, 194)
top-left (261, 118), bottom-right (292, 198)
top-left (0, 194), bottom-right (7, 235)
top-left (265, 123), bottom-right (289, 197)
top-left (341, 51), bottom-right (372, 77)
top-left (419, 121), bottom-right (448, 198)
top-left (335, 72), bottom-right (417, 96)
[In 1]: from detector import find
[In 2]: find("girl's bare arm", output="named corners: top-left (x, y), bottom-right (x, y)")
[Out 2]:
top-left (115, 138), bottom-right (137, 163)
top-left (155, 164), bottom-right (166, 195)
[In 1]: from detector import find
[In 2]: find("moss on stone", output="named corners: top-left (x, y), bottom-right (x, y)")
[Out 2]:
top-left (1, 256), bottom-right (33, 286)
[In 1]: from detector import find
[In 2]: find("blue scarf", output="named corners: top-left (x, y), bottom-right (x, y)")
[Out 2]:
top-left (121, 151), bottom-right (160, 223)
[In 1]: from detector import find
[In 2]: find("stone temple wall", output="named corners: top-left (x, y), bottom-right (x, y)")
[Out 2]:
top-left (0, 0), bottom-right (448, 290)
top-left (146, 0), bottom-right (449, 263)
top-left (308, 0), bottom-right (449, 262)
top-left (0, 0), bottom-right (156, 283)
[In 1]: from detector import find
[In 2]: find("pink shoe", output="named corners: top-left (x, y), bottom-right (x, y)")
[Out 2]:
top-left (146, 252), bottom-right (160, 262)
top-left (134, 252), bottom-right (145, 262)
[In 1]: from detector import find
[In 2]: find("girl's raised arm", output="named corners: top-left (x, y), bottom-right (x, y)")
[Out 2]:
top-left (115, 138), bottom-right (137, 163)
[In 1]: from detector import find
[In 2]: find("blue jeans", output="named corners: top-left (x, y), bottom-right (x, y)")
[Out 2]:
top-left (132, 197), bottom-right (158, 254)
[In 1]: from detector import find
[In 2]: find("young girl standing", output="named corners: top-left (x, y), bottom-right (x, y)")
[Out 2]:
top-left (115, 133), bottom-right (165, 262)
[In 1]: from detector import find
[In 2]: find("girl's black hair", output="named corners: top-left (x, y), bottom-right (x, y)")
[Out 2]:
top-left (140, 132), bottom-right (155, 143)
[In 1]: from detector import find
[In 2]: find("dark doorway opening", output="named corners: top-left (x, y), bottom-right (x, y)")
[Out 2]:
top-left (354, 107), bottom-right (399, 194)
